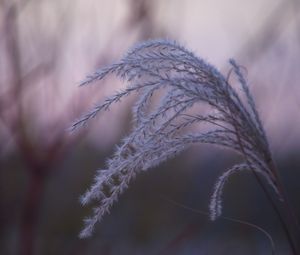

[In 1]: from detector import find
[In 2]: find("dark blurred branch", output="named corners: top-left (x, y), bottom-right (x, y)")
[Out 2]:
top-left (0, 61), bottom-right (53, 116)
top-left (126, 0), bottom-right (156, 39)
top-left (0, 1), bottom-right (87, 254)
top-left (2, 3), bottom-right (38, 255)
top-left (20, 169), bottom-right (45, 255)
top-left (159, 221), bottom-right (201, 255)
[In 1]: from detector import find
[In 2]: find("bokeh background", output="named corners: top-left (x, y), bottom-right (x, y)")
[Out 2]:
top-left (1, 0), bottom-right (300, 254)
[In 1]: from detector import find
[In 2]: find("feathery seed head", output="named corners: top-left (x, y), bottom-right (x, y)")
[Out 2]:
top-left (74, 39), bottom-right (279, 237)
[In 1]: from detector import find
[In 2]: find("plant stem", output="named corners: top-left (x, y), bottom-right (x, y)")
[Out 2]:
top-left (251, 169), bottom-right (299, 255)
top-left (233, 118), bottom-right (299, 255)
top-left (268, 161), bottom-right (300, 255)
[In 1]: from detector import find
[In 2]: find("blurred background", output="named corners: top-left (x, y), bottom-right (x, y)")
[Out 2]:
top-left (0, 0), bottom-right (300, 254)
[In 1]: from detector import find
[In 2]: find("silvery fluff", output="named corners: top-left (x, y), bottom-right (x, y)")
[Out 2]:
top-left (72, 40), bottom-right (281, 238)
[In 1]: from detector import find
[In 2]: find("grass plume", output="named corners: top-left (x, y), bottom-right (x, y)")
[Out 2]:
top-left (73, 40), bottom-right (286, 242)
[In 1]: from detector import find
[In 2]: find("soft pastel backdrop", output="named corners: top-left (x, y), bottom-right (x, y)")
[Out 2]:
top-left (0, 0), bottom-right (299, 254)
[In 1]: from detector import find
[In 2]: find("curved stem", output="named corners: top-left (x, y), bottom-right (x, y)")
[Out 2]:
top-left (267, 161), bottom-right (300, 254)
top-left (231, 115), bottom-right (299, 255)
top-left (161, 196), bottom-right (275, 255)
top-left (251, 169), bottom-right (299, 255)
